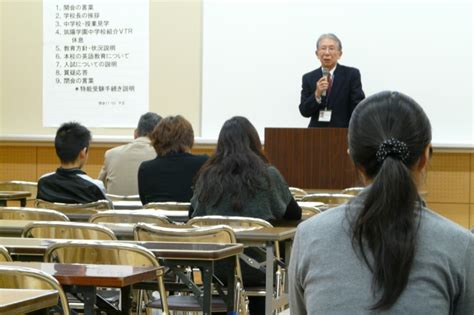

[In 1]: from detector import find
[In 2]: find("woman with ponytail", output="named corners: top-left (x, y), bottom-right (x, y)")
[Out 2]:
top-left (289, 91), bottom-right (474, 314)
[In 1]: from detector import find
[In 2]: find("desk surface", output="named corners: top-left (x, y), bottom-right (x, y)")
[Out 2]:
top-left (112, 200), bottom-right (144, 210)
top-left (0, 288), bottom-right (59, 315)
top-left (0, 191), bottom-right (31, 200)
top-left (110, 208), bottom-right (189, 222)
top-left (235, 227), bottom-right (296, 242)
top-left (0, 237), bottom-right (243, 261)
top-left (0, 261), bottom-right (160, 287)
top-left (98, 222), bottom-right (297, 241)
top-left (297, 201), bottom-right (325, 207)
top-left (137, 241), bottom-right (243, 260)
top-left (0, 219), bottom-right (298, 243)
top-left (0, 219), bottom-right (35, 236)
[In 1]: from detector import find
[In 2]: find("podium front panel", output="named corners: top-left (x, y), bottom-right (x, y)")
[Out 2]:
top-left (264, 128), bottom-right (359, 189)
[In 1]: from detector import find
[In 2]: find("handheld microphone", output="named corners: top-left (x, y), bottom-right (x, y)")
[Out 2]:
top-left (321, 67), bottom-right (329, 97)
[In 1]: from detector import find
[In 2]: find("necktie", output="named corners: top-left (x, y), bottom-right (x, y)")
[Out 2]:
top-left (327, 74), bottom-right (332, 96)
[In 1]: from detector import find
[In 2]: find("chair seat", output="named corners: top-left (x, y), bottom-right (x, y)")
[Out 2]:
top-left (149, 295), bottom-right (228, 312)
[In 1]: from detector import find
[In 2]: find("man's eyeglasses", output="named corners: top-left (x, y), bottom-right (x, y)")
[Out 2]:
top-left (318, 46), bottom-right (338, 53)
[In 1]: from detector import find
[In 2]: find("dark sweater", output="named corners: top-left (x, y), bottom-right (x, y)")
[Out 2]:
top-left (190, 166), bottom-right (301, 220)
top-left (138, 152), bottom-right (208, 205)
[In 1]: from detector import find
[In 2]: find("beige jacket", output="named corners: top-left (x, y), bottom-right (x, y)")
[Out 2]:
top-left (98, 137), bottom-right (156, 195)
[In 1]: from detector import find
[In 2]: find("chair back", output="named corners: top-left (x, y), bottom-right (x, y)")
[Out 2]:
top-left (105, 194), bottom-right (141, 201)
top-left (0, 180), bottom-right (37, 199)
top-left (341, 187), bottom-right (365, 196)
top-left (0, 265), bottom-right (70, 315)
top-left (0, 207), bottom-right (69, 221)
top-left (44, 240), bottom-right (168, 314)
top-left (35, 199), bottom-right (113, 217)
top-left (143, 201), bottom-right (190, 211)
top-left (301, 193), bottom-right (354, 205)
top-left (289, 187), bottom-right (308, 200)
top-left (188, 215), bottom-right (273, 231)
top-left (0, 245), bottom-right (12, 262)
top-left (22, 221), bottom-right (117, 240)
top-left (45, 240), bottom-right (156, 267)
top-left (135, 223), bottom-right (248, 314)
top-left (300, 206), bottom-right (322, 218)
top-left (135, 223), bottom-right (237, 244)
top-left (89, 210), bottom-right (171, 225)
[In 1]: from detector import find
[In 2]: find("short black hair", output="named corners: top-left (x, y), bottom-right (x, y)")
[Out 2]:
top-left (136, 112), bottom-right (162, 137)
top-left (54, 122), bottom-right (92, 163)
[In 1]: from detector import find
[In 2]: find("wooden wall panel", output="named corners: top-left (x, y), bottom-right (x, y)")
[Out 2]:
top-left (31, 143), bottom-right (213, 181)
top-left (191, 146), bottom-right (215, 156)
top-left (471, 153), bottom-right (474, 204)
top-left (427, 202), bottom-right (470, 228)
top-left (470, 205), bottom-right (474, 229)
top-left (0, 146), bottom-right (37, 181)
top-left (83, 147), bottom-right (107, 179)
top-left (424, 153), bottom-right (470, 203)
top-left (36, 147), bottom-right (58, 179)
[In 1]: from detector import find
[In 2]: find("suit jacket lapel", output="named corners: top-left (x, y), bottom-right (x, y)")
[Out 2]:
top-left (328, 64), bottom-right (343, 104)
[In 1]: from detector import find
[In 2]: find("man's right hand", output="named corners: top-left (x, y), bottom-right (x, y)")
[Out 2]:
top-left (315, 76), bottom-right (329, 98)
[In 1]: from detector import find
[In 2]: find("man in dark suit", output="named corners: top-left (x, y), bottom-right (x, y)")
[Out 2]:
top-left (299, 33), bottom-right (365, 127)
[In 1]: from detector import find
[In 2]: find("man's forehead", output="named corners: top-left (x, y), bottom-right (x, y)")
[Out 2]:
top-left (319, 38), bottom-right (338, 46)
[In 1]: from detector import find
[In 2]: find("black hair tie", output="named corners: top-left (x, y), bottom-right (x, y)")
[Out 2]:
top-left (376, 138), bottom-right (409, 163)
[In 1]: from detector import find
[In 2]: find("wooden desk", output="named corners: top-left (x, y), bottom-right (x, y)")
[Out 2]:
top-left (0, 237), bottom-right (243, 261)
top-left (0, 261), bottom-right (160, 315)
top-left (140, 241), bottom-right (242, 315)
top-left (235, 227), bottom-right (296, 245)
top-left (0, 219), bottom-right (35, 237)
top-left (0, 288), bottom-right (58, 315)
top-left (0, 191), bottom-right (31, 207)
top-left (53, 222), bottom-right (296, 314)
top-left (63, 208), bottom-right (188, 222)
top-left (0, 238), bottom-right (243, 315)
top-left (132, 209), bottom-right (188, 222)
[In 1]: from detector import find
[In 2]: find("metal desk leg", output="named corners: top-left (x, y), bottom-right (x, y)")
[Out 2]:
top-left (80, 286), bottom-right (97, 315)
top-left (121, 285), bottom-right (132, 315)
top-left (265, 241), bottom-right (274, 315)
top-left (284, 240), bottom-right (292, 294)
top-left (202, 262), bottom-right (214, 315)
top-left (225, 257), bottom-right (237, 314)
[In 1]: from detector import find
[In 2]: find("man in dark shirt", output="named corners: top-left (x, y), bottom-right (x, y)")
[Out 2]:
top-left (37, 122), bottom-right (107, 204)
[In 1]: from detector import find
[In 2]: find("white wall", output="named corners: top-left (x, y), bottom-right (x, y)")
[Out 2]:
top-left (202, 0), bottom-right (473, 145)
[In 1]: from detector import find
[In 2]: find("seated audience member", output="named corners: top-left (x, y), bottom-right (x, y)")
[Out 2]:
top-left (138, 115), bottom-right (207, 204)
top-left (289, 91), bottom-right (474, 314)
top-left (190, 116), bottom-right (301, 315)
top-left (37, 122), bottom-right (107, 204)
top-left (98, 112), bottom-right (161, 195)
top-left (190, 116), bottom-right (301, 221)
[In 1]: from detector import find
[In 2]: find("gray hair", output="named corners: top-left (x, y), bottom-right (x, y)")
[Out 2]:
top-left (316, 33), bottom-right (342, 51)
top-left (136, 112), bottom-right (162, 137)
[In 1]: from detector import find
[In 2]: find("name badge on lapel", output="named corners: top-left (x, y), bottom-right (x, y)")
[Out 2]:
top-left (318, 109), bottom-right (332, 122)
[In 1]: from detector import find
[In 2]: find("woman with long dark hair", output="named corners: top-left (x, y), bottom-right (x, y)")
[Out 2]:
top-left (191, 116), bottom-right (301, 315)
top-left (289, 91), bottom-right (474, 314)
top-left (190, 116), bottom-right (301, 220)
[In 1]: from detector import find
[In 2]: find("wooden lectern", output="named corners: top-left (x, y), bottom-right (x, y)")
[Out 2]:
top-left (264, 128), bottom-right (360, 190)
